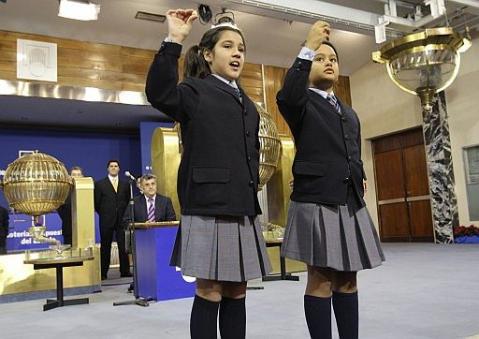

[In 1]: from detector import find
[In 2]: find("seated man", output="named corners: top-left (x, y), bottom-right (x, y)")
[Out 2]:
top-left (123, 174), bottom-right (176, 225)
top-left (0, 205), bottom-right (9, 254)
top-left (122, 174), bottom-right (176, 291)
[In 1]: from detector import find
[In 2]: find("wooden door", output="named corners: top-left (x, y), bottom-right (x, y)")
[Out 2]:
top-left (373, 128), bottom-right (434, 242)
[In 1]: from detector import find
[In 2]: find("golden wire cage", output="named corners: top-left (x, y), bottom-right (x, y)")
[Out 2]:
top-left (256, 103), bottom-right (281, 190)
top-left (1, 152), bottom-right (72, 216)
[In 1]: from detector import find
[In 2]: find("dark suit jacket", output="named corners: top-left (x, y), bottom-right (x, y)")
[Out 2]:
top-left (122, 194), bottom-right (176, 225)
top-left (94, 177), bottom-right (129, 229)
top-left (0, 205), bottom-right (9, 251)
top-left (277, 57), bottom-right (366, 207)
top-left (146, 42), bottom-right (261, 217)
top-left (57, 193), bottom-right (72, 243)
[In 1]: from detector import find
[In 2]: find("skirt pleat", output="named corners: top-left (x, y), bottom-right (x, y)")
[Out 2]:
top-left (170, 215), bottom-right (272, 282)
top-left (281, 201), bottom-right (385, 272)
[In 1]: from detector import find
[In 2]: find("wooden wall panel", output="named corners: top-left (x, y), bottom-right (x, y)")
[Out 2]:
top-left (335, 75), bottom-right (352, 106)
top-left (0, 30), bottom-right (156, 92)
top-left (0, 30), bottom-right (354, 124)
top-left (240, 63), bottom-right (264, 106)
top-left (263, 65), bottom-right (290, 136)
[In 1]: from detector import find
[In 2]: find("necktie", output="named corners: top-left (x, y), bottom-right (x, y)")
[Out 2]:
top-left (327, 94), bottom-right (342, 115)
top-left (147, 197), bottom-right (155, 222)
top-left (112, 178), bottom-right (118, 192)
top-left (232, 86), bottom-right (242, 102)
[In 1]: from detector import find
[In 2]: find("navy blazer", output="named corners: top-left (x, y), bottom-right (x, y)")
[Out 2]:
top-left (94, 177), bottom-right (130, 229)
top-left (277, 57), bottom-right (366, 207)
top-left (145, 42), bottom-right (261, 217)
top-left (0, 205), bottom-right (9, 251)
top-left (122, 194), bottom-right (176, 224)
top-left (57, 193), bottom-right (73, 244)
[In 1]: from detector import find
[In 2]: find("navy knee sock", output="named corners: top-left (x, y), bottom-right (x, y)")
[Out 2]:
top-left (219, 296), bottom-right (246, 339)
top-left (304, 294), bottom-right (332, 339)
top-left (332, 291), bottom-right (358, 339)
top-left (190, 295), bottom-right (220, 339)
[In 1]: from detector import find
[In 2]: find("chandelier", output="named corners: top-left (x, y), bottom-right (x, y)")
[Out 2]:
top-left (373, 27), bottom-right (471, 112)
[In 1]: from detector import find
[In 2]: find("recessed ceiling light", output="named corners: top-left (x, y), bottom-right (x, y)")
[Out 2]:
top-left (135, 11), bottom-right (166, 23)
top-left (58, 0), bottom-right (100, 21)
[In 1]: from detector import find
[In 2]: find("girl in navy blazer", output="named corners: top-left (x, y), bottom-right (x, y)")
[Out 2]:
top-left (146, 9), bottom-right (271, 339)
top-left (277, 21), bottom-right (385, 339)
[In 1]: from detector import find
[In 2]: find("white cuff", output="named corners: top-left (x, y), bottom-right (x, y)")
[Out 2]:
top-left (164, 36), bottom-right (182, 44)
top-left (298, 46), bottom-right (315, 61)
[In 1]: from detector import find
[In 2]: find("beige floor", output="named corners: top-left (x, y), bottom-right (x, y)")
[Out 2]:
top-left (0, 243), bottom-right (478, 339)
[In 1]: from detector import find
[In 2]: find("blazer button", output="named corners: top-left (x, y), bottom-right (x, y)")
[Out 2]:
top-left (246, 131), bottom-right (250, 136)
top-left (247, 156), bottom-right (251, 161)
top-left (249, 180), bottom-right (254, 186)
top-left (341, 117), bottom-right (347, 122)
top-left (344, 134), bottom-right (349, 140)
top-left (347, 156), bottom-right (352, 160)
top-left (343, 177), bottom-right (350, 183)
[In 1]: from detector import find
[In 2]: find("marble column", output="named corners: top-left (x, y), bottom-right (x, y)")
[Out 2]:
top-left (422, 92), bottom-right (459, 243)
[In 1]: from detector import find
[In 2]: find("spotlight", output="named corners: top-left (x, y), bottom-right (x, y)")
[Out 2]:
top-left (198, 4), bottom-right (212, 24)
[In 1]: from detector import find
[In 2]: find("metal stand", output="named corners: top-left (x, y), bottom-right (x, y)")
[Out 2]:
top-left (113, 178), bottom-right (151, 307)
top-left (31, 261), bottom-right (90, 311)
top-left (262, 241), bottom-right (299, 282)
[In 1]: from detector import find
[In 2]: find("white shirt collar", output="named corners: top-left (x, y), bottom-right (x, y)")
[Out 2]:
top-left (145, 194), bottom-right (156, 203)
top-left (108, 175), bottom-right (118, 181)
top-left (308, 87), bottom-right (334, 100)
top-left (211, 74), bottom-right (238, 89)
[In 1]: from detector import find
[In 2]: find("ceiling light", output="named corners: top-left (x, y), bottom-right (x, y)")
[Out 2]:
top-left (135, 11), bottom-right (166, 23)
top-left (58, 0), bottom-right (100, 21)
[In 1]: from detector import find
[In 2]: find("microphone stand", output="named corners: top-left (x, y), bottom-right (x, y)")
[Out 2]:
top-left (113, 176), bottom-right (150, 307)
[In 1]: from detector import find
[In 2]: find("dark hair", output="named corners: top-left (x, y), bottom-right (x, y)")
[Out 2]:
top-left (183, 27), bottom-right (246, 79)
top-left (107, 160), bottom-right (120, 168)
top-left (321, 41), bottom-right (339, 62)
top-left (140, 174), bottom-right (157, 181)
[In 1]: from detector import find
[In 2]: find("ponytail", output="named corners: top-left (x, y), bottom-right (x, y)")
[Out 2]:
top-left (183, 45), bottom-right (210, 79)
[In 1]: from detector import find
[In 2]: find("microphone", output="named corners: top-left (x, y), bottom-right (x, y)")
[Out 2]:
top-left (124, 171), bottom-right (136, 181)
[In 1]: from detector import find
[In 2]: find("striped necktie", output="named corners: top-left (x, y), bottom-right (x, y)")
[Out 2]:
top-left (327, 94), bottom-right (341, 115)
top-left (232, 86), bottom-right (242, 102)
top-left (147, 197), bottom-right (155, 222)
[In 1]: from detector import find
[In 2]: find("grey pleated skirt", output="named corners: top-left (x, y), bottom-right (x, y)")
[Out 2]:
top-left (281, 200), bottom-right (385, 272)
top-left (170, 215), bottom-right (272, 282)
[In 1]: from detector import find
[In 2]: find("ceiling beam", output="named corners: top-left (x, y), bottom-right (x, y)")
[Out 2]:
top-left (449, 0), bottom-right (479, 16)
top-left (450, 0), bottom-right (479, 9)
top-left (217, 0), bottom-right (402, 36)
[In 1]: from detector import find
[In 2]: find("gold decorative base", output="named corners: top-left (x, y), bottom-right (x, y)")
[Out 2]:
top-left (0, 247), bottom-right (100, 298)
top-left (0, 177), bottom-right (101, 301)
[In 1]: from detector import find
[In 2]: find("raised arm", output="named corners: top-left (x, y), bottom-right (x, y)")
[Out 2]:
top-left (276, 21), bottom-right (330, 125)
top-left (145, 9), bottom-right (199, 123)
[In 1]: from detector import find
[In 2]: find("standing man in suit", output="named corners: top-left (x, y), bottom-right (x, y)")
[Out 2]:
top-left (57, 166), bottom-right (84, 246)
top-left (0, 205), bottom-right (9, 255)
top-left (123, 174), bottom-right (176, 225)
top-left (95, 160), bottom-right (131, 280)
